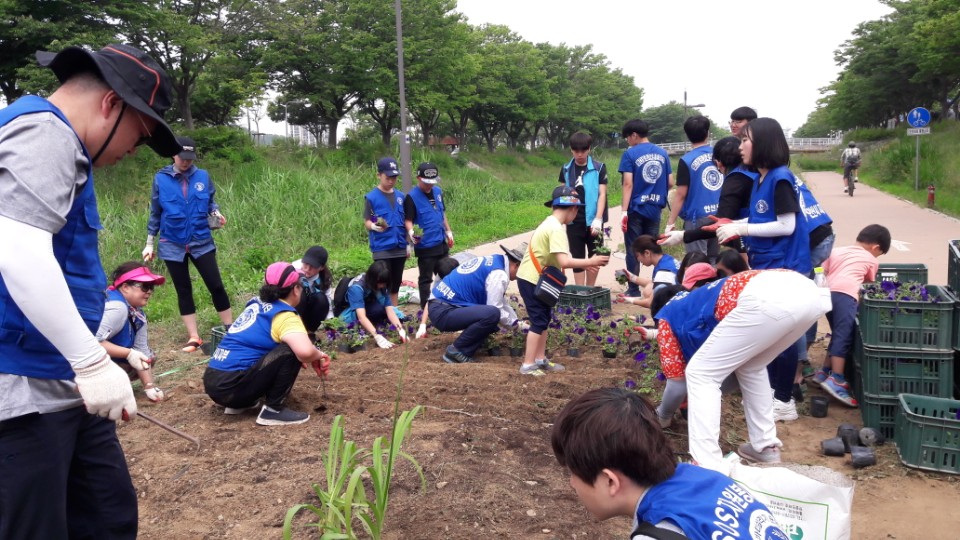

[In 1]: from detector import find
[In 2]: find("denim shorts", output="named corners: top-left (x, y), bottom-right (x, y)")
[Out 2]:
top-left (518, 278), bottom-right (551, 334)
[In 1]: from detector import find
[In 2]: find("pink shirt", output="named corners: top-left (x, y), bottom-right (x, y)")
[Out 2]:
top-left (823, 245), bottom-right (879, 300)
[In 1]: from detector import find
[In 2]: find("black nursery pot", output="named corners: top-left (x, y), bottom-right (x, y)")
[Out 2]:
top-left (566, 347), bottom-right (580, 358)
top-left (487, 347), bottom-right (502, 357)
top-left (509, 347), bottom-right (524, 357)
top-left (349, 343), bottom-right (366, 353)
top-left (602, 349), bottom-right (617, 359)
top-left (337, 343), bottom-right (351, 353)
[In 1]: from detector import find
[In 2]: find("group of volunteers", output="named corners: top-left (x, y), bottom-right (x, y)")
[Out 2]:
top-left (0, 39), bottom-right (884, 539)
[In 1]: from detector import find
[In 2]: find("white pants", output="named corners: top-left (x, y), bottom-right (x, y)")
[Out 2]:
top-left (685, 271), bottom-right (831, 471)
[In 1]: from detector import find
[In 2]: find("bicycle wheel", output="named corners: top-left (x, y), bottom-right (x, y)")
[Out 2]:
top-left (846, 175), bottom-right (854, 197)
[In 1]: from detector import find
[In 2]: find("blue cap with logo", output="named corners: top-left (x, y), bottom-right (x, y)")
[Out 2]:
top-left (377, 157), bottom-right (400, 177)
top-left (544, 185), bottom-right (584, 208)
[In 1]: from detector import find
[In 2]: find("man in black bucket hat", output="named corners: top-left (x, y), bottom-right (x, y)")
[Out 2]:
top-left (0, 43), bottom-right (178, 539)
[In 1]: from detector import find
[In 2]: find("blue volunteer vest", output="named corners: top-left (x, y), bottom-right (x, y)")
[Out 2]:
top-left (652, 254), bottom-right (681, 286)
top-left (745, 166), bottom-right (811, 273)
top-left (624, 143), bottom-right (671, 219)
top-left (637, 464), bottom-right (788, 540)
top-left (105, 288), bottom-right (136, 355)
top-left (655, 279), bottom-right (727, 362)
top-left (0, 96), bottom-right (107, 380)
top-left (409, 186), bottom-right (446, 249)
top-left (791, 173), bottom-right (832, 230)
top-left (366, 187), bottom-right (407, 252)
top-left (432, 255), bottom-right (506, 307)
top-left (207, 297), bottom-right (296, 372)
top-left (562, 157), bottom-right (602, 224)
top-left (154, 165), bottom-right (213, 246)
top-left (679, 146), bottom-right (722, 221)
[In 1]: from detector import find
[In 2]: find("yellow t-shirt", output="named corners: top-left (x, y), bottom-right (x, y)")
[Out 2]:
top-left (517, 215), bottom-right (569, 284)
top-left (271, 308), bottom-right (308, 342)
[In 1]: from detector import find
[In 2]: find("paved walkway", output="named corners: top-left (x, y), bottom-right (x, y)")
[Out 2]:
top-left (404, 171), bottom-right (960, 291)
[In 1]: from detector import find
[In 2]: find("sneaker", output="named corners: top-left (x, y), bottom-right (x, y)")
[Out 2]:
top-left (256, 405), bottom-right (310, 426)
top-left (808, 369), bottom-right (830, 388)
top-left (442, 346), bottom-right (474, 364)
top-left (519, 363), bottom-right (545, 376)
top-left (224, 402), bottom-right (261, 415)
top-left (843, 187), bottom-right (848, 193)
top-left (536, 358), bottom-right (565, 372)
top-left (822, 375), bottom-right (859, 407)
top-left (737, 443), bottom-right (782, 464)
top-left (772, 398), bottom-right (799, 422)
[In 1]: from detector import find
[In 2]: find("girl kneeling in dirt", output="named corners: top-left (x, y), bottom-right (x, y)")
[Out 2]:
top-left (97, 262), bottom-right (167, 402)
top-left (639, 269), bottom-right (830, 472)
top-left (338, 260), bottom-right (407, 350)
top-left (204, 262), bottom-right (331, 426)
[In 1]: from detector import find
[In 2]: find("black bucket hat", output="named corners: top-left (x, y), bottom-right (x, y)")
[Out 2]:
top-left (36, 44), bottom-right (180, 157)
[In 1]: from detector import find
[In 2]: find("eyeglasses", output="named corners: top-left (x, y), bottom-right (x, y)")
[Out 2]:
top-left (133, 111), bottom-right (153, 147)
top-left (729, 119), bottom-right (747, 126)
top-left (130, 282), bottom-right (155, 292)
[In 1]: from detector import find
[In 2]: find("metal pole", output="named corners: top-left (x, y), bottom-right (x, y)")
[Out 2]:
top-left (915, 134), bottom-right (920, 191)
top-left (284, 103), bottom-right (289, 140)
top-left (394, 0), bottom-right (413, 193)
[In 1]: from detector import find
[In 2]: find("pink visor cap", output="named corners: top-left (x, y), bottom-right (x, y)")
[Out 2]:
top-left (265, 262), bottom-right (301, 288)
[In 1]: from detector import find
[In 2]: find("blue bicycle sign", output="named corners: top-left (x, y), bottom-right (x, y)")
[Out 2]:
top-left (907, 107), bottom-right (931, 128)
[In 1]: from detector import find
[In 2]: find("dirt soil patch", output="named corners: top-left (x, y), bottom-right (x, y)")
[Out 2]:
top-left (124, 304), bottom-right (960, 539)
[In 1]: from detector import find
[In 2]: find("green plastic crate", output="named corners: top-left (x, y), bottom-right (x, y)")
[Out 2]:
top-left (557, 285), bottom-right (612, 310)
top-left (855, 340), bottom-right (954, 398)
top-left (210, 325), bottom-right (227, 351)
top-left (858, 284), bottom-right (954, 350)
top-left (895, 394), bottom-right (960, 475)
top-left (876, 263), bottom-right (928, 284)
top-left (948, 241), bottom-right (960, 293)
top-left (859, 389), bottom-right (900, 440)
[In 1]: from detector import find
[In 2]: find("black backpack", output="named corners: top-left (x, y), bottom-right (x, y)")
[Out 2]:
top-left (331, 276), bottom-right (354, 317)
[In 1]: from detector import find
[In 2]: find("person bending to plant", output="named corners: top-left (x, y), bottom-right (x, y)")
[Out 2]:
top-left (96, 262), bottom-right (167, 402)
top-left (551, 387), bottom-right (788, 539)
top-left (617, 234), bottom-right (680, 309)
top-left (809, 224), bottom-right (890, 408)
top-left (338, 260), bottom-right (407, 349)
top-left (515, 185), bottom-right (609, 376)
top-left (204, 262), bottom-right (331, 426)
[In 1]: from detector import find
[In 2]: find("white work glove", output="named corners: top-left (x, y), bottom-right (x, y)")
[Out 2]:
top-left (636, 327), bottom-right (658, 341)
top-left (664, 223), bottom-right (675, 234)
top-left (590, 218), bottom-right (602, 236)
top-left (211, 210), bottom-right (226, 227)
top-left (370, 223), bottom-right (385, 233)
top-left (657, 230), bottom-right (685, 247)
top-left (398, 328), bottom-right (409, 343)
top-left (518, 320), bottom-right (530, 332)
top-left (408, 229), bottom-right (417, 244)
top-left (445, 230), bottom-right (455, 248)
top-left (142, 235), bottom-right (155, 262)
top-left (126, 349), bottom-right (152, 371)
top-left (717, 223), bottom-right (750, 244)
top-left (415, 323), bottom-right (428, 339)
top-left (374, 334), bottom-right (394, 349)
top-left (406, 244), bottom-right (413, 258)
top-left (74, 356), bottom-right (138, 421)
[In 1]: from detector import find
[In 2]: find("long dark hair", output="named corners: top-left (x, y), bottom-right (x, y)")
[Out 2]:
top-left (363, 261), bottom-right (390, 293)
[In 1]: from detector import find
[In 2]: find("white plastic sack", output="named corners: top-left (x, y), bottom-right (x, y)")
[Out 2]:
top-left (397, 285), bottom-right (420, 305)
top-left (729, 461), bottom-right (854, 540)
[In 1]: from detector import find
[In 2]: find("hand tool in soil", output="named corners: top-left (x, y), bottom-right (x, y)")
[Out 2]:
top-left (136, 411), bottom-right (200, 451)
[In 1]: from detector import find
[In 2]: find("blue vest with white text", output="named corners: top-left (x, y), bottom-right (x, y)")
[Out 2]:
top-left (0, 96), bottom-right (107, 380)
top-left (745, 166), bottom-right (811, 273)
top-left (791, 173), bottom-right (832, 231)
top-left (679, 145), bottom-right (722, 221)
top-left (432, 255), bottom-right (506, 307)
top-left (652, 254), bottom-right (680, 287)
top-left (366, 188), bottom-right (407, 252)
top-left (409, 186), bottom-right (446, 249)
top-left (155, 165), bottom-right (212, 245)
top-left (207, 297), bottom-right (296, 372)
top-left (562, 157), bottom-right (601, 224)
top-left (655, 279), bottom-right (726, 362)
top-left (637, 464), bottom-right (788, 540)
top-left (624, 142), bottom-right (671, 219)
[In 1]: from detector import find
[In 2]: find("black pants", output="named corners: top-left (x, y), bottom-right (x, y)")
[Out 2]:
top-left (565, 223), bottom-right (597, 274)
top-left (164, 249), bottom-right (231, 316)
top-left (296, 292), bottom-right (330, 333)
top-left (376, 256), bottom-right (406, 295)
top-left (203, 343), bottom-right (302, 410)
top-left (415, 244), bottom-right (449, 307)
top-left (428, 299), bottom-right (500, 357)
top-left (0, 407), bottom-right (138, 539)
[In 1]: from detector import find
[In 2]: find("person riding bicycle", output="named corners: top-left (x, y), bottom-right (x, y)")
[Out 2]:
top-left (841, 142), bottom-right (861, 192)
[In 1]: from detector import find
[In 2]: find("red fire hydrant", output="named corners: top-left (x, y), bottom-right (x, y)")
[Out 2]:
top-left (928, 184), bottom-right (936, 208)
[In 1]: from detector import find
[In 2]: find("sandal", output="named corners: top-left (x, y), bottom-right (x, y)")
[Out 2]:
top-left (144, 383), bottom-right (165, 402)
top-left (181, 338), bottom-right (203, 353)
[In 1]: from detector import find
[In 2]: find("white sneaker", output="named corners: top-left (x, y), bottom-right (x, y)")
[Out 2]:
top-left (772, 398), bottom-right (798, 422)
top-left (738, 443), bottom-right (782, 464)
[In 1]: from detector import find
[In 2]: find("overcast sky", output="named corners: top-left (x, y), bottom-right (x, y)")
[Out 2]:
top-left (454, 0), bottom-right (893, 133)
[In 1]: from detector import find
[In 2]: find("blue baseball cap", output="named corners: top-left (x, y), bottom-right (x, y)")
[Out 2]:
top-left (544, 185), bottom-right (584, 208)
top-left (377, 157), bottom-right (400, 177)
